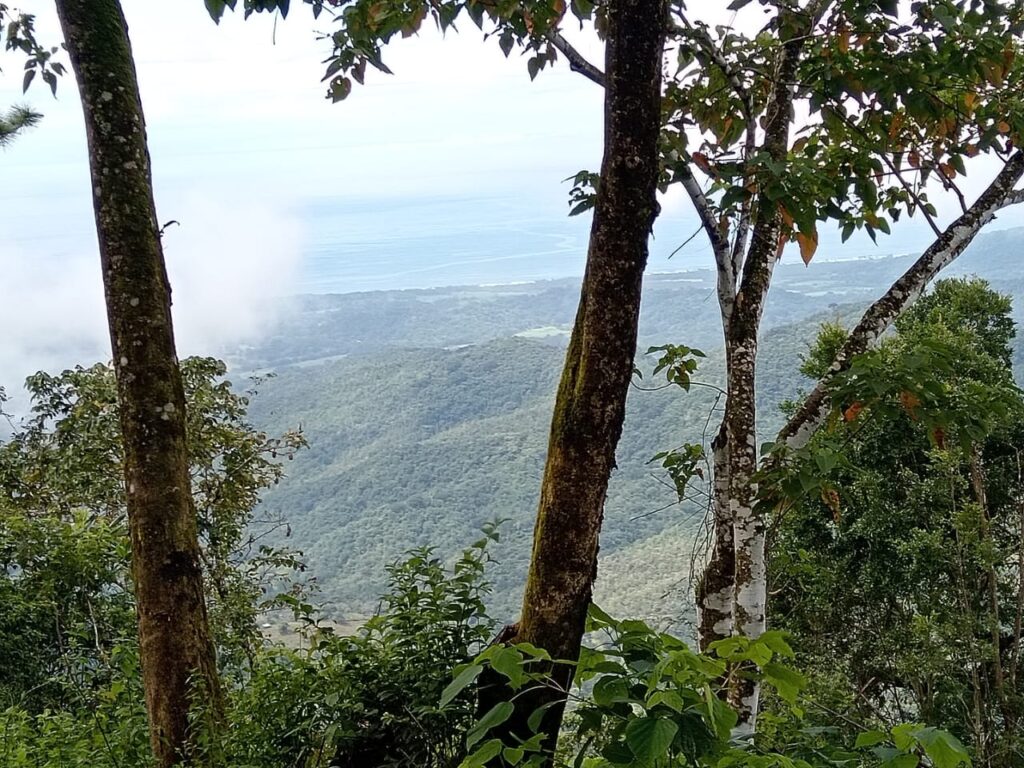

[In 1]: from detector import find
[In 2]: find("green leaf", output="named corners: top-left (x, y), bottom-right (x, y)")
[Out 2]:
top-left (204, 0), bottom-right (229, 22)
top-left (890, 724), bottom-right (916, 752)
top-left (593, 676), bottom-right (631, 707)
top-left (490, 647), bottom-right (524, 688)
top-left (702, 683), bottom-right (737, 739)
top-left (855, 730), bottom-right (888, 748)
top-left (601, 739), bottom-right (635, 764)
top-left (882, 755), bottom-right (919, 768)
top-left (588, 603), bottom-right (617, 627)
top-left (527, 699), bottom-right (559, 733)
top-left (915, 727), bottom-right (971, 768)
top-left (467, 702), bottom-right (514, 749)
top-left (625, 717), bottom-right (678, 763)
top-left (647, 689), bottom-right (684, 713)
top-left (527, 56), bottom-right (541, 81)
top-left (329, 76), bottom-right (352, 103)
top-left (514, 642), bottom-right (551, 660)
top-left (440, 664), bottom-right (482, 708)
top-left (464, 738), bottom-right (504, 766)
top-left (762, 662), bottom-right (806, 705)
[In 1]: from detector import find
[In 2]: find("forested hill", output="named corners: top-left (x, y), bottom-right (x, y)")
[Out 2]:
top-left (243, 227), bottom-right (1024, 628)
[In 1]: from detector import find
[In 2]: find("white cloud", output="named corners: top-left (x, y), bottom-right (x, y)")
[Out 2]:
top-left (0, 190), bottom-right (304, 405)
top-left (162, 193), bottom-right (304, 355)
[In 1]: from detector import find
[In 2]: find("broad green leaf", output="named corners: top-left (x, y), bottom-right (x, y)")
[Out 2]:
top-left (440, 664), bottom-right (482, 708)
top-left (463, 738), bottom-right (504, 766)
top-left (914, 727), bottom-right (971, 768)
top-left (855, 730), bottom-right (888, 749)
top-left (762, 662), bottom-right (806, 705)
top-left (491, 647), bottom-right (524, 688)
top-left (467, 702), bottom-right (514, 749)
top-left (647, 689), bottom-right (684, 713)
top-left (625, 717), bottom-right (678, 763)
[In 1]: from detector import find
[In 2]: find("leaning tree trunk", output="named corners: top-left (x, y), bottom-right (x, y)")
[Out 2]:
top-left (479, 0), bottom-right (665, 759)
top-left (54, 1), bottom-right (223, 765)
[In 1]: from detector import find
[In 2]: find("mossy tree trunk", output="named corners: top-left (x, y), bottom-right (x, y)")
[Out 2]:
top-left (54, 2), bottom-right (223, 765)
top-left (482, 0), bottom-right (665, 759)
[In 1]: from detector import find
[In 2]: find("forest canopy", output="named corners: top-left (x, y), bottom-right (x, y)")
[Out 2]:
top-left (2, 0), bottom-right (1024, 766)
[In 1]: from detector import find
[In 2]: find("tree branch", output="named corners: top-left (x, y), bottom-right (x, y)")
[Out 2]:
top-left (777, 149), bottom-right (1024, 450)
top-left (677, 164), bottom-right (736, 322)
top-left (1001, 187), bottom-right (1024, 208)
top-left (548, 31), bottom-right (605, 87)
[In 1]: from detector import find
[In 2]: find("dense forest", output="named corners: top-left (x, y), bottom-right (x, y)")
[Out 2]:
top-left (3, 1), bottom-right (1024, 768)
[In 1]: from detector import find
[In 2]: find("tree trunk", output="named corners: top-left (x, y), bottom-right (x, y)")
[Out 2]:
top-left (54, 2), bottom-right (223, 765)
top-left (480, 0), bottom-right (665, 758)
top-left (697, 18), bottom-right (810, 734)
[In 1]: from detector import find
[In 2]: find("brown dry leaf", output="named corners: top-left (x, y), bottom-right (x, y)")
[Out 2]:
top-left (899, 390), bottom-right (921, 419)
top-left (888, 113), bottom-right (904, 140)
top-left (821, 487), bottom-right (841, 523)
top-left (796, 230), bottom-right (818, 265)
top-left (692, 151), bottom-right (714, 176)
top-left (837, 29), bottom-right (850, 54)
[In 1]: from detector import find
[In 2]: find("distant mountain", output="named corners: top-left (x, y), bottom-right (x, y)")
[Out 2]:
top-left (242, 226), bottom-right (1024, 631)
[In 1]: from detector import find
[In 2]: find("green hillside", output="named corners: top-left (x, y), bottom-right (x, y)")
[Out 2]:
top-left (244, 228), bottom-right (1024, 628)
top-left (247, 331), bottom-right (819, 627)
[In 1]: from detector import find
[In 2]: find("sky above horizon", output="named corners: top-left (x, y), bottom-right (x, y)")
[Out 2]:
top-left (1, 0), bottom-right (1021, 394)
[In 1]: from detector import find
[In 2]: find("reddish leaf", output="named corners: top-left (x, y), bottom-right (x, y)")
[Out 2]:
top-left (692, 151), bottom-right (714, 176)
top-left (821, 487), bottom-right (841, 523)
top-left (899, 390), bottom-right (921, 419)
top-left (796, 229), bottom-right (818, 265)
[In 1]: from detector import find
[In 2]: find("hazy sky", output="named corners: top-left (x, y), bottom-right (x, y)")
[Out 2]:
top-left (0, 1), bottom-right (610, 385)
top-left (0, 1), bottom-right (1020, 393)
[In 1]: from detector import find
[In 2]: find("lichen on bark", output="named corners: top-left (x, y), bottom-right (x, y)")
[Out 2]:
top-left (54, 1), bottom-right (223, 765)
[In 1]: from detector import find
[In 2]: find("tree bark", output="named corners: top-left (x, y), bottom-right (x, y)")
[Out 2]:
top-left (480, 0), bottom-right (665, 758)
top-left (54, 2), bottom-right (223, 765)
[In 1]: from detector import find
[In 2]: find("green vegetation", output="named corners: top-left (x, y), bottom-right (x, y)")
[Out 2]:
top-left (770, 279), bottom-right (1024, 766)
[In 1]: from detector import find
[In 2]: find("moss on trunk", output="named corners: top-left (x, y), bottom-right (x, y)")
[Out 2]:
top-left (54, 2), bottom-right (223, 765)
top-left (479, 0), bottom-right (666, 760)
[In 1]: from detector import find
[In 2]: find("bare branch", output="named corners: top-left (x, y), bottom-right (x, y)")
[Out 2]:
top-left (677, 164), bottom-right (736, 322)
top-left (548, 31), bottom-right (605, 87)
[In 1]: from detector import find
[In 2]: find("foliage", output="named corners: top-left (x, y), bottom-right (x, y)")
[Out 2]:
top-left (220, 527), bottom-right (498, 767)
top-left (768, 279), bottom-right (1024, 766)
top-left (0, 103), bottom-right (39, 147)
top-left (0, 4), bottom-right (66, 95)
top-left (0, 527), bottom-right (499, 768)
top-left (665, 1), bottom-right (1024, 260)
top-left (0, 358), bottom-right (306, 707)
top-left (0, 646), bottom-right (151, 768)
top-left (443, 604), bottom-right (971, 767)
top-left (206, 0), bottom-right (599, 101)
